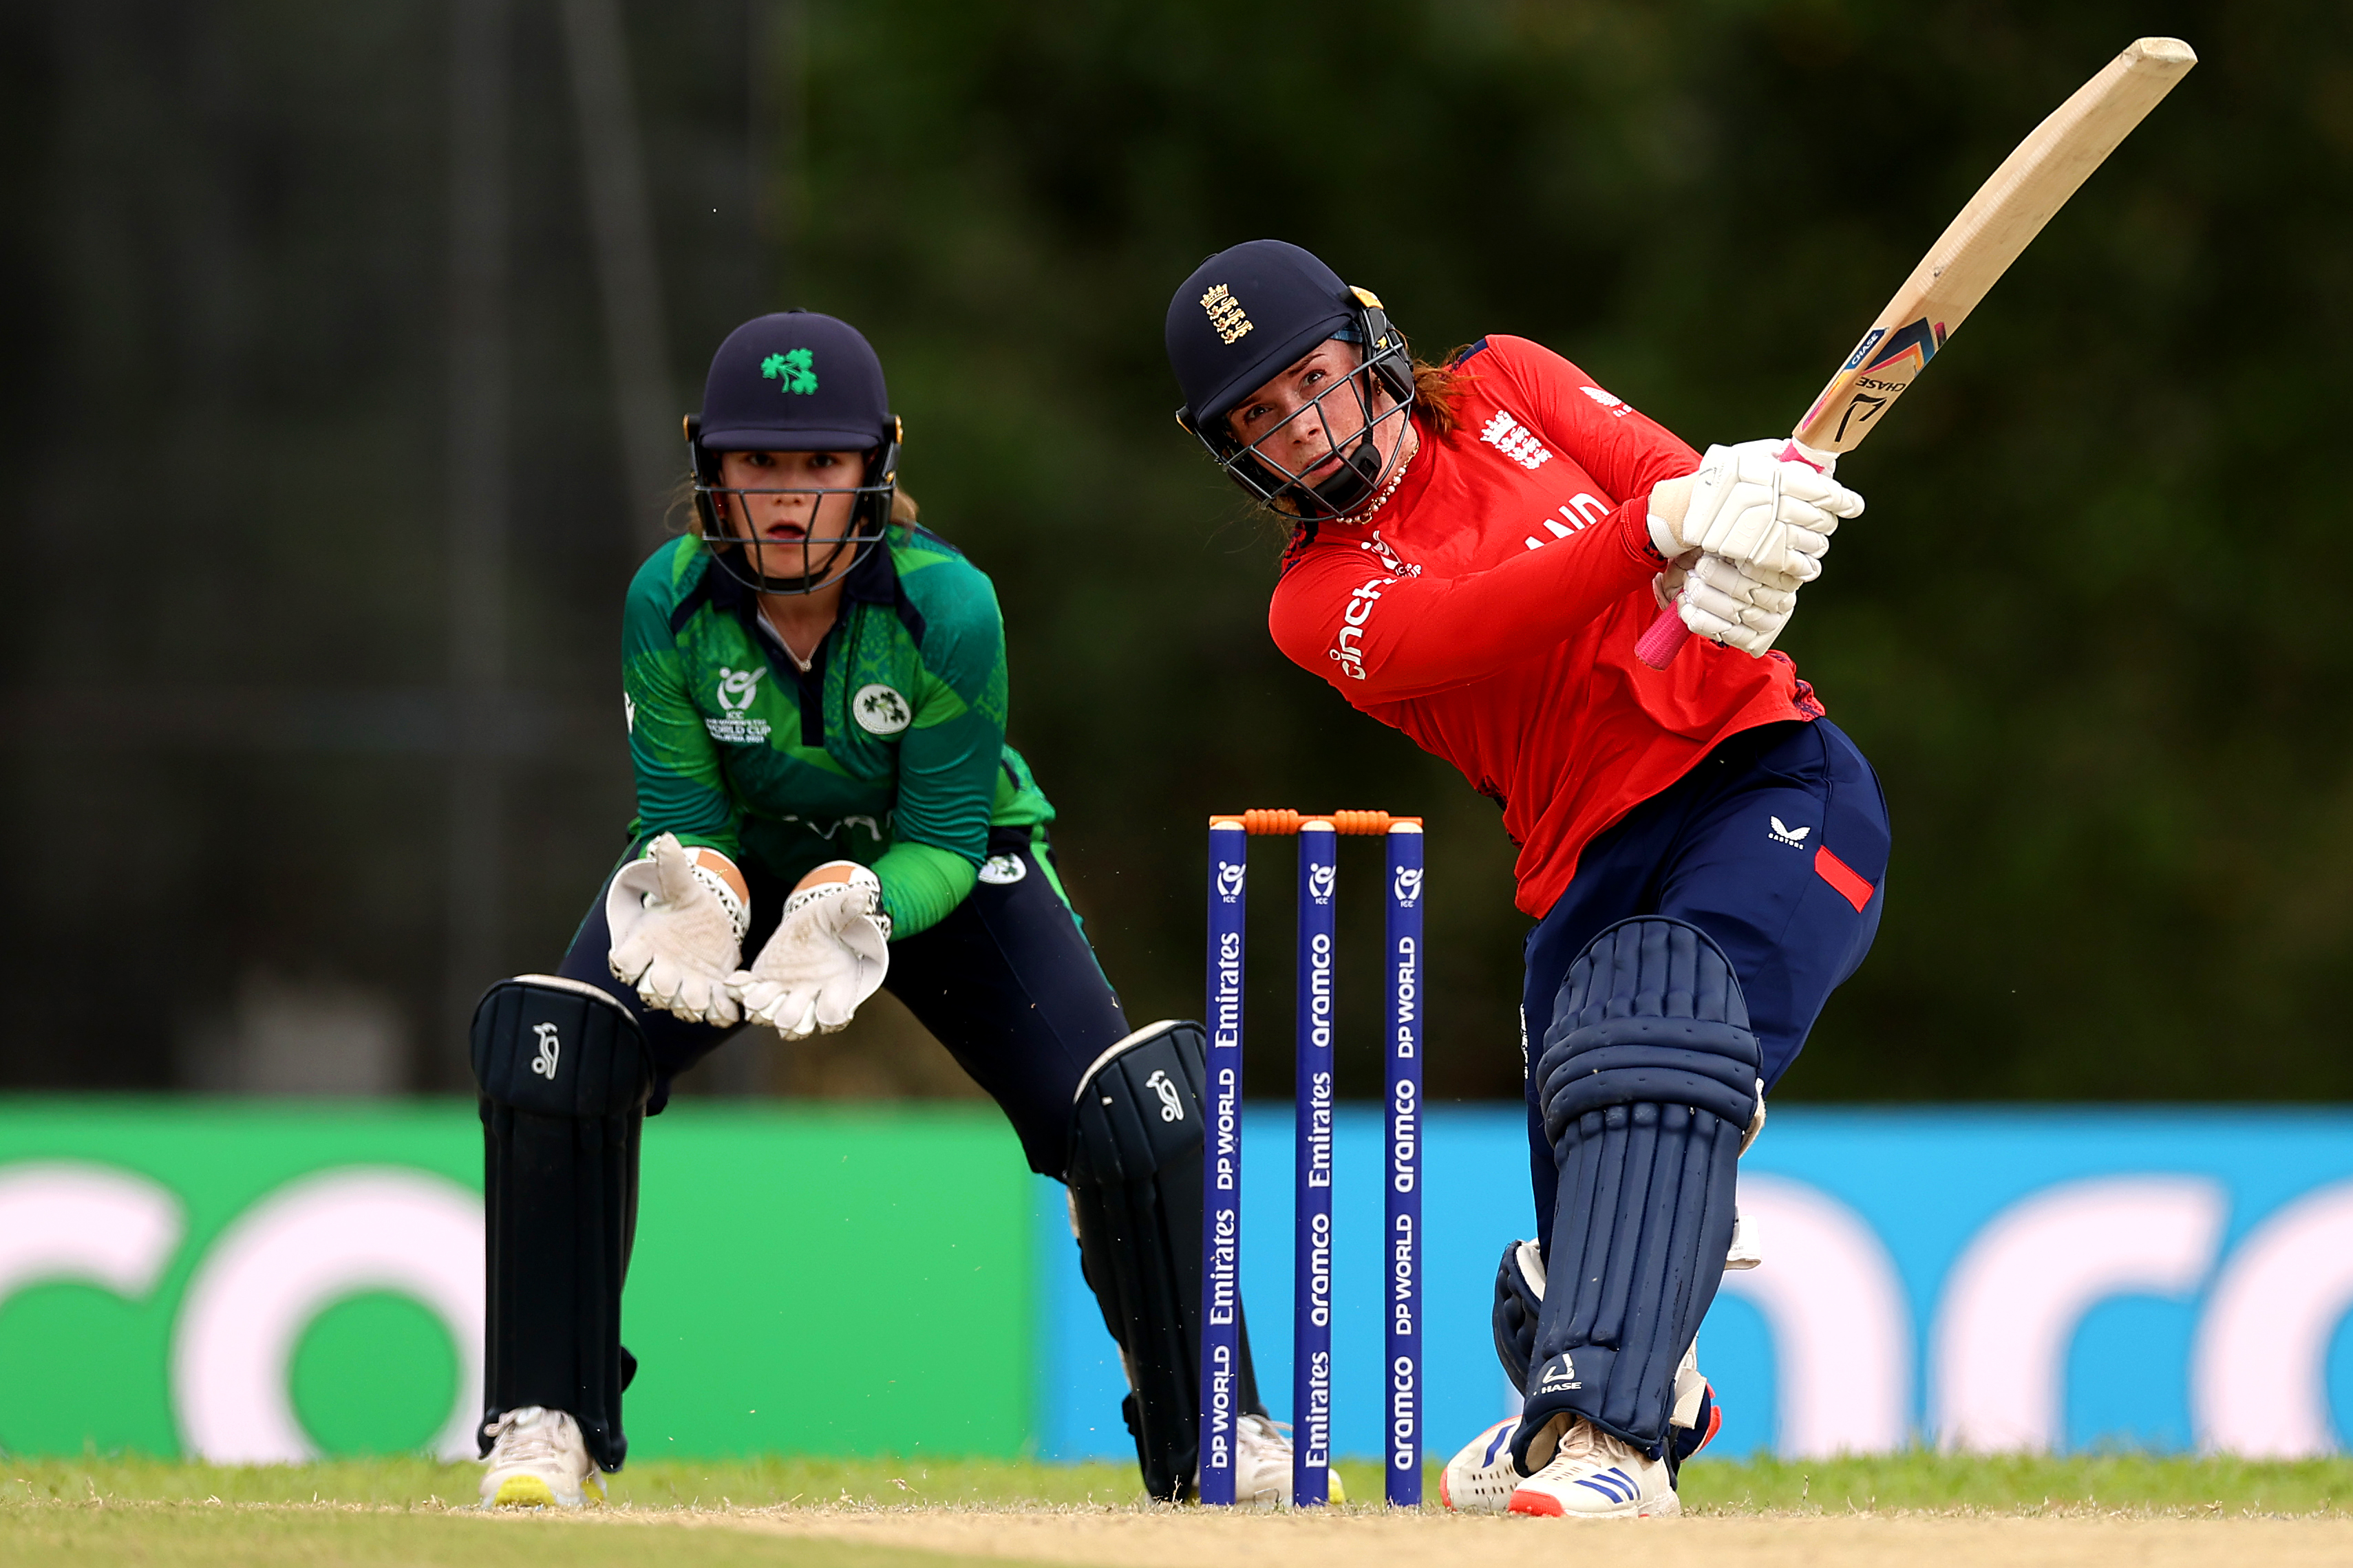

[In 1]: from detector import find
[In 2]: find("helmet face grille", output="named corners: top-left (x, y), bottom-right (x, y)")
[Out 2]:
top-left (685, 423), bottom-right (903, 597)
top-left (1189, 323), bottom-right (1416, 524)
top-left (691, 478), bottom-right (894, 597)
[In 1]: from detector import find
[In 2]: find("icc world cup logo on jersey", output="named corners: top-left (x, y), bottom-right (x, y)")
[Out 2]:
top-left (704, 665), bottom-right (771, 744)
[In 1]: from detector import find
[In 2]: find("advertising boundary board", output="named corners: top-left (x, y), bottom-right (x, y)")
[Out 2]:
top-left (0, 1100), bottom-right (1034, 1461)
top-left (10, 1102), bottom-right (2353, 1463)
top-left (1036, 1107), bottom-right (2353, 1462)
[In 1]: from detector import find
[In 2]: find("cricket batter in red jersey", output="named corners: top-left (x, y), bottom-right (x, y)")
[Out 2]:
top-left (1165, 241), bottom-right (1891, 1518)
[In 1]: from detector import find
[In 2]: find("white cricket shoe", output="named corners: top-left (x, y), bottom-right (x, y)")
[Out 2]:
top-left (1222, 1414), bottom-right (1345, 1506)
top-left (1438, 1417), bottom-right (1522, 1513)
top-left (1506, 1413), bottom-right (1679, 1519)
top-left (479, 1405), bottom-right (603, 1508)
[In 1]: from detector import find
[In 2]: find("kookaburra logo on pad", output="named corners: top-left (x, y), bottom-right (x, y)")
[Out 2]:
top-left (530, 1022), bottom-right (561, 1080)
top-left (1144, 1068), bottom-right (1186, 1123)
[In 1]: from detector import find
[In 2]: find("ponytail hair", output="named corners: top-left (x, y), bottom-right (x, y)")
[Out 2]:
top-left (1410, 352), bottom-right (1473, 438)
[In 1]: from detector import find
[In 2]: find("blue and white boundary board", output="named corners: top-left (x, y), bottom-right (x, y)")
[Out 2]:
top-left (1036, 1108), bottom-right (2353, 1459)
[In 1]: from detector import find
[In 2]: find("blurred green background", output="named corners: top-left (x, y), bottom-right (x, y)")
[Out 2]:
top-left (0, 0), bottom-right (2343, 1104)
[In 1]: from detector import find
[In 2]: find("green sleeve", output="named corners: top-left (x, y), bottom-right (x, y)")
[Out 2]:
top-left (881, 557), bottom-right (1012, 905)
top-left (622, 546), bottom-right (742, 861)
top-left (871, 841), bottom-right (979, 937)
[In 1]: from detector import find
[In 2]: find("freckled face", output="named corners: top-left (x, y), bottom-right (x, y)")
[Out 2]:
top-left (1224, 340), bottom-right (1396, 486)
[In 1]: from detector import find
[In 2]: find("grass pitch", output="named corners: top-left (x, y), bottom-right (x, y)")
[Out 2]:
top-left (7, 1450), bottom-right (2353, 1567)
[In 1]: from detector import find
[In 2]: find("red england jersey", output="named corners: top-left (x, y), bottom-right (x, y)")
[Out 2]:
top-left (1267, 334), bottom-right (1823, 918)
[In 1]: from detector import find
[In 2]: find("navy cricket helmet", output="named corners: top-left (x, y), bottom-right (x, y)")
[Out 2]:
top-left (685, 311), bottom-right (903, 594)
top-left (1164, 239), bottom-right (1414, 520)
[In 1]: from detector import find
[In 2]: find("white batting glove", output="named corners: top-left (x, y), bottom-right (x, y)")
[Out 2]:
top-left (731, 861), bottom-right (893, 1040)
top-left (1648, 439), bottom-right (1864, 580)
top-left (1676, 552), bottom-right (1805, 656)
top-left (606, 833), bottom-right (748, 1026)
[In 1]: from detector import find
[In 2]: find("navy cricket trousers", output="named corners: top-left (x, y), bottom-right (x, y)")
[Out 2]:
top-left (558, 825), bottom-right (1131, 1179)
top-left (1520, 718), bottom-right (1889, 1252)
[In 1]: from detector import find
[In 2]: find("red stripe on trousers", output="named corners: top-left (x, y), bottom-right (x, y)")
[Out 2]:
top-left (1813, 845), bottom-right (1875, 912)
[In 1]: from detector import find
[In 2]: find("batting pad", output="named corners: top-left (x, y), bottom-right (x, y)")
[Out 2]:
top-left (1491, 1237), bottom-right (1545, 1395)
top-left (473, 974), bottom-right (651, 1473)
top-left (1065, 1019), bottom-right (1261, 1501)
top-left (1516, 919), bottom-right (1758, 1466)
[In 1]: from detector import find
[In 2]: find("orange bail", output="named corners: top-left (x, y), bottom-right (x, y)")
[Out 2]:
top-left (1206, 809), bottom-right (1423, 835)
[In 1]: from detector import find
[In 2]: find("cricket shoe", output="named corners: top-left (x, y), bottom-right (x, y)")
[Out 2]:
top-left (479, 1405), bottom-right (604, 1508)
top-left (1225, 1414), bottom-right (1345, 1506)
top-left (1438, 1417), bottom-right (1522, 1513)
top-left (1506, 1413), bottom-right (1679, 1519)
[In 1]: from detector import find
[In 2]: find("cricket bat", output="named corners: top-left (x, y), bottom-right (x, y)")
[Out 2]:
top-left (1636, 36), bottom-right (2197, 670)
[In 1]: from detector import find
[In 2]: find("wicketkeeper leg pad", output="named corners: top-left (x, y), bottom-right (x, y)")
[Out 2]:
top-left (1064, 1019), bottom-right (1263, 1501)
top-left (474, 974), bottom-right (652, 1473)
top-left (1513, 918), bottom-right (1758, 1470)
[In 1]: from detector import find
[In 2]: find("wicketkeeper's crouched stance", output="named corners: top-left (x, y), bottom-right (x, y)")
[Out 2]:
top-left (472, 312), bottom-right (1308, 1508)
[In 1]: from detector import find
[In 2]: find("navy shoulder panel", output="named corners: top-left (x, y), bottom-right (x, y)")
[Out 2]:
top-left (1451, 337), bottom-right (1491, 366)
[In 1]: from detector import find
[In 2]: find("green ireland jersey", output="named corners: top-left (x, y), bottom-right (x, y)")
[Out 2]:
top-left (621, 523), bottom-right (1053, 936)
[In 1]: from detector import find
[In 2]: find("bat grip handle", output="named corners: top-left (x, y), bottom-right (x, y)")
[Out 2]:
top-left (1638, 438), bottom-right (1827, 670)
top-left (1636, 605), bottom-right (1691, 669)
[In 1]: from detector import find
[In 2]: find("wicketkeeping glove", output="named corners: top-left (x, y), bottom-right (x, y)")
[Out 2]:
top-left (606, 833), bottom-right (749, 1026)
top-left (732, 861), bottom-right (893, 1040)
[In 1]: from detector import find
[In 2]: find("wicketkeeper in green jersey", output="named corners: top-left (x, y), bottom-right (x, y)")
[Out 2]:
top-left (470, 312), bottom-right (1311, 1508)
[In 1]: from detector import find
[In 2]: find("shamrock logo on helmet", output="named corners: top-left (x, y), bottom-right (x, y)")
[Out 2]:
top-left (760, 347), bottom-right (818, 394)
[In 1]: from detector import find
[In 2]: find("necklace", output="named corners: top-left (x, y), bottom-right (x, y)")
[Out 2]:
top-left (1337, 422), bottom-right (1420, 525)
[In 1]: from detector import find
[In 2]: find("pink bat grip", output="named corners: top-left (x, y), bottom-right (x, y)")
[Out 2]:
top-left (1635, 605), bottom-right (1691, 669)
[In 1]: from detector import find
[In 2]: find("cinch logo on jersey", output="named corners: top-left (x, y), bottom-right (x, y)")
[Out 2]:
top-left (1480, 409), bottom-right (1552, 470)
top-left (977, 852), bottom-right (1027, 885)
top-left (1330, 580), bottom-right (1390, 682)
top-left (1769, 815), bottom-right (1811, 848)
top-left (1580, 384), bottom-right (1632, 418)
top-left (1535, 1352), bottom-right (1581, 1392)
top-left (760, 347), bottom-right (818, 393)
top-left (852, 683), bottom-right (912, 735)
top-left (706, 666), bottom-right (770, 744)
top-left (1144, 1068), bottom-right (1186, 1123)
top-left (1200, 283), bottom-right (1253, 345)
top-left (529, 1022), bottom-right (561, 1080)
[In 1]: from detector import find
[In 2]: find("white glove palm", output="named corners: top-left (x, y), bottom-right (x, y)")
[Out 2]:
top-left (606, 834), bottom-right (747, 1026)
top-left (732, 861), bottom-right (893, 1040)
top-left (1648, 439), bottom-right (1864, 579)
